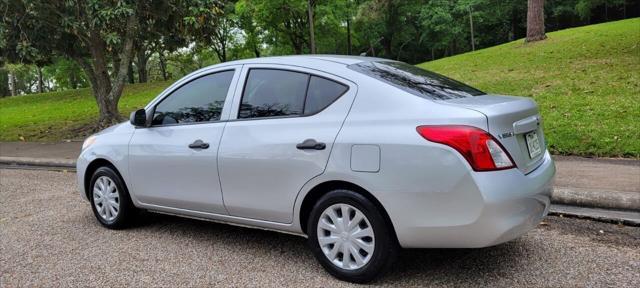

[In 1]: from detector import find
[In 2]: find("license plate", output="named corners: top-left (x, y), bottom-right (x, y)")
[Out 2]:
top-left (525, 131), bottom-right (542, 159)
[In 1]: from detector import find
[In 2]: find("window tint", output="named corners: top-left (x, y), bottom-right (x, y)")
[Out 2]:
top-left (304, 76), bottom-right (348, 115)
top-left (347, 61), bottom-right (484, 100)
top-left (152, 71), bottom-right (234, 125)
top-left (239, 69), bottom-right (309, 119)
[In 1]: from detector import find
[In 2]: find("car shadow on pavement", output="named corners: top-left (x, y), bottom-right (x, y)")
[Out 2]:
top-left (125, 211), bottom-right (526, 284)
top-left (377, 244), bottom-right (526, 284)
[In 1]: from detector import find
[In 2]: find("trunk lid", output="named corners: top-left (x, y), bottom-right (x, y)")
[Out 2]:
top-left (444, 94), bottom-right (546, 174)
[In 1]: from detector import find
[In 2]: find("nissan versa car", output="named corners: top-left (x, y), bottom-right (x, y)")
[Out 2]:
top-left (78, 55), bottom-right (555, 283)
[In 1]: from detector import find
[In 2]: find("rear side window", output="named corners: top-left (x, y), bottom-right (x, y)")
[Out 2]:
top-left (347, 61), bottom-right (484, 100)
top-left (152, 70), bottom-right (234, 125)
top-left (305, 76), bottom-right (348, 115)
top-left (239, 69), bottom-right (348, 119)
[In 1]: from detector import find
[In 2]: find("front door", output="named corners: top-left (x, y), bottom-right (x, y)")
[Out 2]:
top-left (218, 65), bottom-right (356, 223)
top-left (129, 68), bottom-right (238, 214)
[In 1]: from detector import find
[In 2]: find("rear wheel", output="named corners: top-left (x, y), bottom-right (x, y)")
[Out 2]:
top-left (307, 190), bottom-right (398, 283)
top-left (89, 166), bottom-right (136, 229)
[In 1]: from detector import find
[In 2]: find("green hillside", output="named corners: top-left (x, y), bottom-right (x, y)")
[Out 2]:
top-left (419, 18), bottom-right (640, 157)
top-left (0, 81), bottom-right (170, 141)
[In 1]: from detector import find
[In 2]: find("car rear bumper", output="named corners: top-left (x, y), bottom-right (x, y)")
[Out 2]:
top-left (394, 151), bottom-right (555, 248)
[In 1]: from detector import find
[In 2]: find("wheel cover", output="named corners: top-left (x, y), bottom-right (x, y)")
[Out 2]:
top-left (92, 176), bottom-right (120, 222)
top-left (317, 203), bottom-right (375, 270)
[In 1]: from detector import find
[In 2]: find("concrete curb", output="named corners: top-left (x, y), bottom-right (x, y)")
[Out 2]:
top-left (0, 156), bottom-right (76, 168)
top-left (1, 156), bottom-right (638, 214)
top-left (552, 187), bottom-right (640, 211)
top-left (549, 204), bottom-right (640, 226)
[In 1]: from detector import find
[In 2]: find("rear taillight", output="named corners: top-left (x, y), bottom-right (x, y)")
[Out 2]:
top-left (416, 125), bottom-right (515, 171)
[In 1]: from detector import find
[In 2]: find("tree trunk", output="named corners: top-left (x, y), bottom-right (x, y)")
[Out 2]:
top-left (70, 72), bottom-right (78, 89)
top-left (8, 71), bottom-right (16, 96)
top-left (158, 51), bottom-right (168, 81)
top-left (136, 49), bottom-right (148, 83)
top-left (468, 7), bottom-right (475, 51)
top-left (509, 6), bottom-right (517, 41)
top-left (127, 61), bottom-right (135, 84)
top-left (293, 43), bottom-right (303, 54)
top-left (283, 19), bottom-right (305, 54)
top-left (381, 37), bottom-right (392, 58)
top-left (220, 41), bottom-right (228, 62)
top-left (452, 40), bottom-right (457, 55)
top-left (396, 40), bottom-right (411, 61)
top-left (381, 0), bottom-right (398, 59)
top-left (526, 0), bottom-right (546, 42)
top-left (346, 17), bottom-right (352, 55)
top-left (37, 66), bottom-right (44, 93)
top-left (77, 13), bottom-right (137, 128)
top-left (308, 0), bottom-right (316, 54)
top-left (0, 69), bottom-right (9, 97)
top-left (222, 44), bottom-right (227, 62)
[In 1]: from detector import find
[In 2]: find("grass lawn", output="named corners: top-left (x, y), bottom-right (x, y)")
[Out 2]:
top-left (0, 81), bottom-right (170, 141)
top-left (419, 18), bottom-right (640, 158)
top-left (1, 19), bottom-right (638, 157)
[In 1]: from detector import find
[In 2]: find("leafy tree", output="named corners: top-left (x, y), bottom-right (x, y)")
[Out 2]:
top-left (310, 0), bottom-right (353, 54)
top-left (133, 1), bottom-right (197, 82)
top-left (2, 1), bottom-right (139, 126)
top-left (2, 0), bottom-right (219, 128)
top-left (235, 1), bottom-right (263, 57)
top-left (2, 0), bottom-right (634, 108)
top-left (355, 0), bottom-right (404, 58)
top-left (44, 58), bottom-right (89, 90)
top-left (189, 1), bottom-right (237, 63)
top-left (418, 1), bottom-right (465, 58)
top-left (237, 0), bottom-right (309, 54)
top-left (1, 64), bottom-right (40, 95)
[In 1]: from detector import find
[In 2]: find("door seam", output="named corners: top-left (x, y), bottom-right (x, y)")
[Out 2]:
top-left (217, 64), bottom-right (245, 215)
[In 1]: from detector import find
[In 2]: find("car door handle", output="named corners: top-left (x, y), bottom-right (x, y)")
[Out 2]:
top-left (296, 139), bottom-right (326, 150)
top-left (188, 139), bottom-right (210, 149)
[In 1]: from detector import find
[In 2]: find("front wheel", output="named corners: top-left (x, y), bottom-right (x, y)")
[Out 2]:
top-left (307, 190), bottom-right (398, 283)
top-left (89, 166), bottom-right (136, 229)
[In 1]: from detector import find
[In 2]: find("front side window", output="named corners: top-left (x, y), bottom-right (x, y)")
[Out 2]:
top-left (152, 70), bottom-right (234, 125)
top-left (347, 61), bottom-right (484, 100)
top-left (239, 69), bottom-right (349, 119)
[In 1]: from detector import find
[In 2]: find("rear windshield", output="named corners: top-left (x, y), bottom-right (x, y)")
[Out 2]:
top-left (347, 61), bottom-right (485, 100)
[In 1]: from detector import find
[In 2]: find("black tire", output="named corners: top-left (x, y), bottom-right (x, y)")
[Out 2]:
top-left (307, 189), bottom-right (398, 283)
top-left (89, 166), bottom-right (136, 229)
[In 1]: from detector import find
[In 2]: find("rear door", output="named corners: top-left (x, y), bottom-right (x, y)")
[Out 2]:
top-left (128, 67), bottom-right (240, 213)
top-left (218, 64), bottom-right (357, 223)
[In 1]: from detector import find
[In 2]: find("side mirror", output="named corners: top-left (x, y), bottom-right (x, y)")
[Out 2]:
top-left (130, 109), bottom-right (148, 127)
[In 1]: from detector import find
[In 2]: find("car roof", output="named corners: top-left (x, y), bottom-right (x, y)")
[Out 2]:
top-left (221, 54), bottom-right (391, 66)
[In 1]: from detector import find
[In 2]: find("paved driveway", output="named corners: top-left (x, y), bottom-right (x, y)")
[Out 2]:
top-left (1, 169), bottom-right (639, 287)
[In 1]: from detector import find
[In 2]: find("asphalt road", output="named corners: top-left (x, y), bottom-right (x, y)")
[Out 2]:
top-left (1, 169), bottom-right (639, 287)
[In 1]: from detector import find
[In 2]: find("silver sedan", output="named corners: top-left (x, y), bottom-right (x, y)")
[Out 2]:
top-left (77, 55), bottom-right (555, 283)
